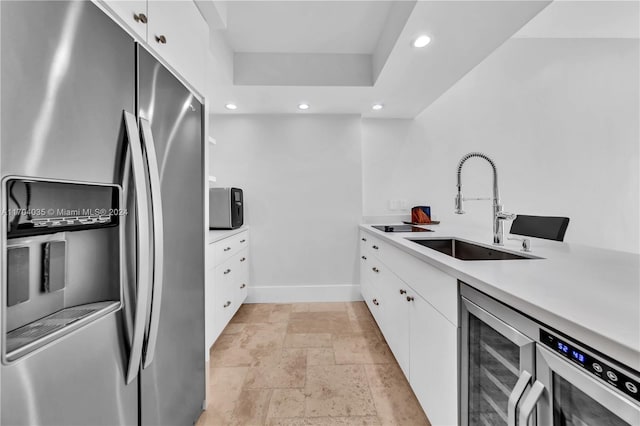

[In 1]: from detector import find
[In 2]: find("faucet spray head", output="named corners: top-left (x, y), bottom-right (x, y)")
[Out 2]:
top-left (455, 191), bottom-right (465, 214)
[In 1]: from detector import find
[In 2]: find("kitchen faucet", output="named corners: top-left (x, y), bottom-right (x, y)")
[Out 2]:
top-left (454, 152), bottom-right (516, 245)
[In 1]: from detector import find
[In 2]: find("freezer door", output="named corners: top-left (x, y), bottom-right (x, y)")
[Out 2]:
top-left (1, 2), bottom-right (138, 425)
top-left (137, 46), bottom-right (205, 426)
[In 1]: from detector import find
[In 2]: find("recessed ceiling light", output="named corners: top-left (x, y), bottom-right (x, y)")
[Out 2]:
top-left (413, 35), bottom-right (431, 48)
top-left (225, 103), bottom-right (237, 110)
top-left (372, 103), bottom-right (384, 111)
top-left (298, 103), bottom-right (310, 110)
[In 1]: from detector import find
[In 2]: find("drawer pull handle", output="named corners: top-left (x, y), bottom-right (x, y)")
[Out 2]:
top-left (240, 283), bottom-right (246, 289)
top-left (361, 237), bottom-right (367, 242)
top-left (406, 296), bottom-right (415, 302)
top-left (240, 257), bottom-right (246, 262)
top-left (133, 13), bottom-right (147, 24)
top-left (361, 255), bottom-right (367, 260)
top-left (223, 247), bottom-right (231, 252)
top-left (372, 245), bottom-right (379, 250)
top-left (155, 35), bottom-right (167, 44)
top-left (372, 298), bottom-right (379, 306)
top-left (240, 239), bottom-right (246, 243)
top-left (399, 289), bottom-right (407, 295)
top-left (223, 301), bottom-right (231, 308)
top-left (224, 269), bottom-right (231, 275)
top-left (372, 267), bottom-right (379, 273)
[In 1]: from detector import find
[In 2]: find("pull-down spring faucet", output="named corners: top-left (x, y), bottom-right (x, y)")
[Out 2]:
top-left (455, 152), bottom-right (516, 245)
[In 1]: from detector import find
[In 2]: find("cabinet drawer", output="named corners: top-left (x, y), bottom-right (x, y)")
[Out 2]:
top-left (214, 251), bottom-right (242, 289)
top-left (211, 231), bottom-right (249, 266)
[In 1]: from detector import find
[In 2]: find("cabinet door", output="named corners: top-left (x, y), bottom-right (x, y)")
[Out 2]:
top-left (377, 265), bottom-right (410, 376)
top-left (99, 0), bottom-right (148, 40)
top-left (146, 0), bottom-right (207, 95)
top-left (410, 294), bottom-right (458, 426)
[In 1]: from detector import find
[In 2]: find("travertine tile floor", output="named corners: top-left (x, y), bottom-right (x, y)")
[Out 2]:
top-left (196, 302), bottom-right (431, 426)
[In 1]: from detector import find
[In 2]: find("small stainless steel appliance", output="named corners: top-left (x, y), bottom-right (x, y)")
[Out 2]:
top-left (209, 187), bottom-right (243, 229)
top-left (460, 283), bottom-right (640, 425)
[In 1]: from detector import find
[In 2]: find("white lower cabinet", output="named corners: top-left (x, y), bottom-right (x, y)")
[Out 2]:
top-left (206, 230), bottom-right (249, 348)
top-left (359, 230), bottom-right (458, 426)
top-left (409, 291), bottom-right (458, 426)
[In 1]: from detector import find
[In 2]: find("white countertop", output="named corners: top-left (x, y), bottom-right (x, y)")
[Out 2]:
top-left (360, 223), bottom-right (640, 371)
top-left (207, 226), bottom-right (248, 244)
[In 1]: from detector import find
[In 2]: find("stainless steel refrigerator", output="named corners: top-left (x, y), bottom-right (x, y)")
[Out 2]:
top-left (0, 1), bottom-right (205, 425)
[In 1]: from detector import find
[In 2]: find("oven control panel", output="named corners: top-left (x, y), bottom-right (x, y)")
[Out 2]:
top-left (540, 329), bottom-right (640, 403)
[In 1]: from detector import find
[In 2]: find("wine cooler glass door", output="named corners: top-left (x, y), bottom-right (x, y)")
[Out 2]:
top-left (461, 296), bottom-right (535, 426)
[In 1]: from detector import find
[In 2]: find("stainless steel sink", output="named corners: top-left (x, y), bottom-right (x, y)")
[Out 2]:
top-left (407, 238), bottom-right (538, 261)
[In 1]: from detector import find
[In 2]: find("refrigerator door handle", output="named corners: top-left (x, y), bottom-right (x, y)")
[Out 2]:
top-left (120, 147), bottom-right (135, 346)
top-left (139, 118), bottom-right (164, 369)
top-left (123, 111), bottom-right (152, 384)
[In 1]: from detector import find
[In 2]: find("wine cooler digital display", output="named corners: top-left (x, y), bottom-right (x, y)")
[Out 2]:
top-left (540, 329), bottom-right (640, 403)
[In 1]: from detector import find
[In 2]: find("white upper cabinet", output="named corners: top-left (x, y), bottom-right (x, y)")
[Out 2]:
top-left (100, 0), bottom-right (148, 40)
top-left (146, 1), bottom-right (207, 96)
top-left (98, 0), bottom-right (208, 96)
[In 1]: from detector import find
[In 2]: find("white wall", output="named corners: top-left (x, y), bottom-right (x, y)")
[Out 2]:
top-left (362, 38), bottom-right (639, 253)
top-left (210, 115), bottom-right (363, 301)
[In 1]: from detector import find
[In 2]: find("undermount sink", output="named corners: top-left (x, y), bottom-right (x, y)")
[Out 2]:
top-left (408, 238), bottom-right (538, 261)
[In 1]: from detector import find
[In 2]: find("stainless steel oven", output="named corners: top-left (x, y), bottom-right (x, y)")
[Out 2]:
top-left (461, 284), bottom-right (640, 426)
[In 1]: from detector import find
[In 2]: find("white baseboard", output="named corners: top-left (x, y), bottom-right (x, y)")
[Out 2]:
top-left (245, 284), bottom-right (363, 304)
